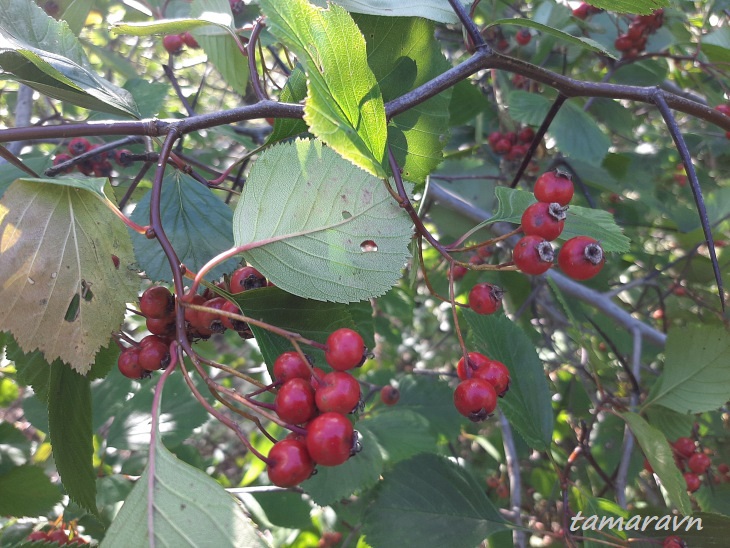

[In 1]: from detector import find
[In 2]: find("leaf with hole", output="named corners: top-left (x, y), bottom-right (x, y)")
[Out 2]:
top-left (233, 139), bottom-right (413, 303)
top-left (0, 179), bottom-right (139, 373)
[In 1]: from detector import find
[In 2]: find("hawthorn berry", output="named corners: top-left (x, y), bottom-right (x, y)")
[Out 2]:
top-left (684, 472), bottom-right (701, 493)
top-left (229, 265), bottom-right (267, 292)
top-left (220, 299), bottom-right (248, 332)
top-left (521, 202), bottom-right (567, 241)
top-left (454, 378), bottom-right (497, 422)
top-left (140, 285), bottom-right (174, 319)
top-left (163, 34), bottom-right (184, 55)
top-left (662, 536), bottom-right (686, 548)
top-left (180, 32), bottom-right (199, 48)
top-left (53, 153), bottom-right (74, 173)
top-left (380, 385), bottom-right (400, 406)
top-left (138, 335), bottom-right (171, 371)
top-left (325, 328), bottom-right (366, 371)
top-left (118, 348), bottom-right (145, 379)
top-left (449, 263), bottom-right (468, 281)
top-left (468, 283), bottom-right (503, 315)
top-left (493, 138), bottom-right (512, 155)
top-left (512, 235), bottom-right (554, 275)
top-left (306, 412), bottom-right (355, 466)
top-left (267, 438), bottom-right (315, 487)
top-left (146, 316), bottom-right (175, 337)
top-left (315, 371), bottom-right (361, 414)
top-left (472, 359), bottom-right (511, 397)
top-left (515, 28), bottom-right (531, 46)
top-left (688, 452), bottom-right (711, 474)
top-left (114, 149), bottom-right (134, 167)
top-left (718, 463), bottom-right (730, 475)
top-left (557, 236), bottom-right (605, 280)
top-left (456, 352), bottom-right (492, 381)
top-left (534, 169), bottom-right (574, 205)
top-left (716, 104), bottom-right (730, 117)
top-left (196, 296), bottom-right (228, 333)
top-left (275, 378), bottom-right (318, 425)
top-left (93, 160), bottom-right (113, 178)
top-left (46, 530), bottom-right (70, 544)
top-left (68, 137), bottom-right (91, 156)
top-left (274, 351), bottom-right (312, 382)
top-left (517, 126), bottom-right (535, 143)
top-left (495, 483), bottom-right (509, 498)
top-left (488, 131), bottom-right (502, 149)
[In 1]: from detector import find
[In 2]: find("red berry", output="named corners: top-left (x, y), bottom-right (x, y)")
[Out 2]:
top-left (275, 378), bottom-right (318, 425)
top-left (306, 412), bottom-right (355, 466)
top-left (181, 293), bottom-right (211, 336)
top-left (488, 131), bottom-right (503, 148)
top-left (140, 285), bottom-right (174, 319)
top-left (274, 351), bottom-right (312, 382)
top-left (718, 463), bottom-right (730, 475)
top-left (325, 328), bottom-right (366, 371)
top-left (220, 299), bottom-right (248, 332)
top-left (450, 263), bottom-right (468, 281)
top-left (453, 378), bottom-right (497, 422)
top-left (138, 335), bottom-right (171, 371)
top-left (53, 153), bottom-right (74, 173)
top-left (87, 144), bottom-right (107, 162)
top-left (684, 472), bottom-right (701, 493)
top-left (46, 530), bottom-right (69, 544)
top-left (512, 235), bottom-right (554, 275)
top-left (118, 348), bottom-right (145, 379)
top-left (68, 137), bottom-right (91, 156)
top-left (146, 316), bottom-right (175, 337)
top-left (93, 160), bottom-right (113, 177)
top-left (196, 296), bottom-right (229, 333)
top-left (229, 266), bottom-right (267, 292)
top-left (557, 236), bottom-right (605, 280)
top-left (506, 144), bottom-right (528, 161)
top-left (663, 536), bottom-right (686, 548)
top-left (315, 371), bottom-right (361, 414)
top-left (495, 483), bottom-right (509, 498)
top-left (486, 476), bottom-right (500, 489)
top-left (614, 35), bottom-right (634, 52)
top-left (504, 131), bottom-right (517, 144)
top-left (688, 452), bottom-right (711, 474)
top-left (163, 34), bottom-right (184, 54)
top-left (380, 385), bottom-right (400, 405)
top-left (468, 282), bottom-right (503, 315)
top-left (27, 531), bottom-right (49, 541)
top-left (521, 202), bottom-right (567, 241)
top-left (267, 438), bottom-right (315, 487)
top-left (572, 3), bottom-right (589, 19)
top-left (472, 359), bottom-right (511, 397)
top-left (456, 352), bottom-right (492, 381)
top-left (517, 127), bottom-right (535, 143)
top-left (716, 104), bottom-right (730, 116)
top-left (180, 32), bottom-right (199, 48)
top-left (534, 169), bottom-right (574, 205)
top-left (114, 149), bottom-right (134, 167)
top-left (77, 159), bottom-right (94, 176)
top-left (515, 28), bottom-right (531, 46)
top-left (493, 138), bottom-right (512, 155)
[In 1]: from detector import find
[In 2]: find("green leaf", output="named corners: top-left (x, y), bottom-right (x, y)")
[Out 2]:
top-left (0, 465), bottom-right (62, 517)
top-left (488, 187), bottom-right (630, 253)
top-left (0, 180), bottom-right (139, 373)
top-left (266, 64), bottom-right (310, 145)
top-left (130, 171), bottom-right (237, 283)
top-left (506, 93), bottom-right (610, 165)
top-left (361, 409), bottom-right (436, 463)
top-left (62, 0), bottom-right (94, 36)
top-left (464, 311), bottom-right (553, 451)
top-left (644, 406), bottom-right (696, 442)
top-left (233, 139), bottom-right (413, 303)
top-left (191, 0), bottom-right (249, 96)
top-left (112, 17), bottom-right (232, 37)
top-left (391, 375), bottom-right (465, 438)
top-left (702, 28), bottom-right (730, 64)
top-left (48, 364), bottom-right (96, 513)
top-left (619, 411), bottom-right (692, 515)
top-left (124, 79), bottom-right (170, 118)
top-left (0, 422), bottom-right (31, 473)
top-left (260, 0), bottom-right (388, 177)
top-left (581, 0), bottom-right (668, 15)
top-left (313, 0), bottom-right (467, 24)
top-left (301, 424), bottom-right (383, 506)
top-left (362, 454), bottom-right (507, 548)
top-left (355, 14), bottom-right (452, 184)
top-left (448, 80), bottom-right (491, 126)
top-left (102, 414), bottom-right (268, 547)
top-left (643, 325), bottom-right (730, 414)
top-left (0, 0), bottom-right (138, 117)
top-left (234, 286), bottom-right (363, 369)
top-left (487, 18), bottom-right (615, 58)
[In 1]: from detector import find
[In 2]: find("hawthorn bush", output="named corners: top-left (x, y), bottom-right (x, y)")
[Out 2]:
top-left (0, 0), bottom-right (729, 547)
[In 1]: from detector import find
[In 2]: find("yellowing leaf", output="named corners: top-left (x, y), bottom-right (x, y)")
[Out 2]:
top-left (0, 180), bottom-right (139, 373)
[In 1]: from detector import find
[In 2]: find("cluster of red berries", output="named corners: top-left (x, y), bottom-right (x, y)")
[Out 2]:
top-left (571, 2), bottom-right (602, 19)
top-left (264, 328), bottom-right (368, 487)
top-left (117, 266), bottom-right (266, 379)
top-left (614, 10), bottom-right (664, 59)
top-left (53, 138), bottom-right (133, 177)
top-left (662, 536), bottom-right (687, 548)
top-left (486, 474), bottom-right (510, 499)
top-left (26, 529), bottom-right (87, 545)
top-left (162, 32), bottom-right (200, 55)
top-left (644, 436), bottom-right (720, 494)
top-left (488, 127), bottom-right (536, 161)
top-left (453, 351), bottom-right (510, 422)
top-left (513, 169), bottom-right (606, 281)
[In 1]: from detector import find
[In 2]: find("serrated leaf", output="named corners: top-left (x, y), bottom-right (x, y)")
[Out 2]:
top-left (643, 325), bottom-right (730, 414)
top-left (355, 15), bottom-right (452, 184)
top-left (464, 311), bottom-right (553, 451)
top-left (233, 139), bottom-right (413, 303)
top-left (301, 424), bottom-right (383, 506)
top-left (0, 465), bottom-right (62, 517)
top-left (487, 18), bottom-right (615, 58)
top-left (266, 64), bottom-right (309, 145)
top-left (488, 187), bottom-right (630, 252)
top-left (0, 180), bottom-right (139, 373)
top-left (0, 0), bottom-right (138, 117)
top-left (581, 0), bottom-right (668, 15)
top-left (260, 0), bottom-right (388, 177)
top-left (130, 171), bottom-right (237, 283)
top-left (102, 403), bottom-right (267, 548)
top-left (191, 0), bottom-right (249, 96)
top-left (619, 412), bottom-right (692, 515)
top-left (314, 0), bottom-right (467, 24)
top-left (362, 454), bottom-right (507, 548)
top-left (233, 286), bottom-right (367, 369)
top-left (48, 364), bottom-right (96, 513)
top-left (391, 375), bottom-right (465, 437)
top-left (361, 409), bottom-right (435, 463)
